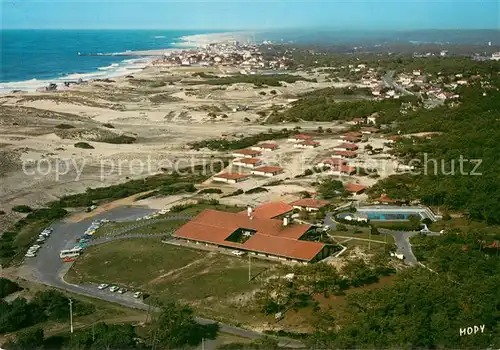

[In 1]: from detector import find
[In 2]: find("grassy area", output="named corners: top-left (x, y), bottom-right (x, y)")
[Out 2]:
top-left (0, 280), bottom-right (146, 343)
top-left (92, 203), bottom-right (243, 238)
top-left (66, 239), bottom-right (204, 287)
top-left (372, 221), bottom-right (420, 231)
top-left (429, 216), bottom-right (500, 235)
top-left (124, 219), bottom-right (188, 236)
top-left (342, 239), bottom-right (389, 254)
top-left (169, 203), bottom-right (243, 216)
top-left (330, 229), bottom-right (394, 243)
top-left (65, 238), bottom-right (275, 325)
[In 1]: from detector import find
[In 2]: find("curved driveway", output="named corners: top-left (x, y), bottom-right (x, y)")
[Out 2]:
top-left (324, 213), bottom-right (440, 266)
top-left (19, 207), bottom-right (303, 348)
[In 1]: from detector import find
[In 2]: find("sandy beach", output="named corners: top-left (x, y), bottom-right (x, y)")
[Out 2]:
top-left (0, 31), bottom-right (253, 93)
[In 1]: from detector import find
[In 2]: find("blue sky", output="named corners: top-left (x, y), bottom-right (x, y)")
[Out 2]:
top-left (2, 0), bottom-right (499, 30)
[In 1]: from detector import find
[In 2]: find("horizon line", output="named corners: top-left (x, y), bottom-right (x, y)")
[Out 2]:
top-left (2, 27), bottom-right (500, 31)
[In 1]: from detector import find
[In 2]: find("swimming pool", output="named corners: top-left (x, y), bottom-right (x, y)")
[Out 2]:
top-left (364, 212), bottom-right (417, 221)
top-left (356, 206), bottom-right (437, 221)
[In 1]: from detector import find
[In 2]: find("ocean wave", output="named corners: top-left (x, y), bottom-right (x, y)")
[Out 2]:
top-left (98, 63), bottom-right (120, 71)
top-left (62, 71), bottom-right (108, 80)
top-left (0, 78), bottom-right (47, 92)
top-left (154, 36), bottom-right (166, 39)
top-left (0, 56), bottom-right (152, 93)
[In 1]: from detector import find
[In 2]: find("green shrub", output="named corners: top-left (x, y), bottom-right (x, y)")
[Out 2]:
top-left (222, 189), bottom-right (244, 198)
top-left (189, 129), bottom-right (291, 151)
top-left (102, 135), bottom-right (136, 144)
top-left (170, 203), bottom-right (194, 212)
top-left (198, 188), bottom-right (223, 194)
top-left (11, 205), bottom-right (33, 213)
top-left (55, 124), bottom-right (75, 129)
top-left (74, 142), bottom-right (94, 149)
top-left (245, 187), bottom-right (268, 194)
top-left (0, 278), bottom-right (21, 298)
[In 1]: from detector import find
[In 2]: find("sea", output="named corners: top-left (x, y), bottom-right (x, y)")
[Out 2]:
top-left (0, 29), bottom-right (217, 92)
top-left (1, 29), bottom-right (498, 93)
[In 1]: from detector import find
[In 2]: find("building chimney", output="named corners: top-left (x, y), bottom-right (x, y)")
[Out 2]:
top-left (283, 217), bottom-right (289, 226)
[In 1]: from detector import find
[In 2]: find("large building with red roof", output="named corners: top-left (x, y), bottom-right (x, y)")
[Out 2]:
top-left (174, 206), bottom-right (330, 263)
top-left (238, 202), bottom-right (294, 219)
top-left (291, 198), bottom-right (330, 212)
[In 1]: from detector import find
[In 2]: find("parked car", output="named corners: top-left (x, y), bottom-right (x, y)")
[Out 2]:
top-left (109, 286), bottom-right (119, 292)
top-left (25, 252), bottom-right (36, 258)
top-left (231, 250), bottom-right (245, 257)
top-left (118, 288), bottom-right (128, 294)
top-left (97, 283), bottom-right (109, 290)
top-left (63, 257), bottom-right (76, 262)
top-left (133, 291), bottom-right (143, 299)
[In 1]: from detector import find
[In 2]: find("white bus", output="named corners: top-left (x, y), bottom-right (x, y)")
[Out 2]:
top-left (59, 247), bottom-right (82, 259)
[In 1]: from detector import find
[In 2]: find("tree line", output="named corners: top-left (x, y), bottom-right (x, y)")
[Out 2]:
top-left (308, 231), bottom-right (500, 348)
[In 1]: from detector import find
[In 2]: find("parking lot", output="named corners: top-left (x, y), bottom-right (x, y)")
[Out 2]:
top-left (21, 207), bottom-right (156, 296)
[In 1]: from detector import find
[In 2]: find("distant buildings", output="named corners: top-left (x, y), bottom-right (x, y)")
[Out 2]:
top-left (250, 143), bottom-right (278, 152)
top-left (232, 158), bottom-right (263, 169)
top-left (294, 140), bottom-right (320, 149)
top-left (251, 166), bottom-right (284, 177)
top-left (344, 183), bottom-right (367, 194)
top-left (231, 149), bottom-right (261, 158)
top-left (291, 198), bottom-right (330, 212)
top-left (288, 134), bottom-right (312, 142)
top-left (213, 172), bottom-right (249, 184)
top-left (334, 143), bottom-right (359, 152)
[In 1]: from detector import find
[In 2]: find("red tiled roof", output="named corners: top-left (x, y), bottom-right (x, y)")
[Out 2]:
top-left (244, 234), bottom-right (325, 261)
top-left (239, 202), bottom-right (294, 219)
top-left (338, 165), bottom-right (356, 174)
top-left (343, 135), bottom-right (361, 142)
top-left (233, 149), bottom-right (262, 156)
top-left (345, 131), bottom-right (363, 137)
top-left (258, 143), bottom-right (278, 150)
top-left (214, 172), bottom-right (249, 180)
top-left (252, 166), bottom-right (283, 174)
top-left (291, 198), bottom-right (330, 209)
top-left (377, 194), bottom-right (400, 203)
top-left (334, 150), bottom-right (358, 158)
top-left (361, 127), bottom-right (379, 133)
top-left (233, 158), bottom-right (262, 165)
top-left (298, 140), bottom-right (320, 146)
top-left (337, 143), bottom-right (359, 151)
top-left (344, 183), bottom-right (367, 193)
top-left (293, 134), bottom-right (312, 140)
top-left (320, 158), bottom-right (348, 166)
top-left (174, 209), bottom-right (324, 261)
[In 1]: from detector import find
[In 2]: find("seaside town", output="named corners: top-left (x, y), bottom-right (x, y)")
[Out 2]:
top-left (2, 29), bottom-right (500, 349)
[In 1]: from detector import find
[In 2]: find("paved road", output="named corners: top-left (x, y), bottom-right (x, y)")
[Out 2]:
top-left (383, 70), bottom-right (415, 96)
top-left (323, 213), bottom-right (337, 230)
top-left (20, 207), bottom-right (304, 348)
top-left (324, 213), bottom-right (441, 266)
top-left (101, 215), bottom-right (193, 237)
top-left (380, 229), bottom-right (419, 265)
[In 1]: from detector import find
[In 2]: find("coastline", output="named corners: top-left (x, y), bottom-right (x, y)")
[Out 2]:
top-left (0, 30), bottom-right (252, 93)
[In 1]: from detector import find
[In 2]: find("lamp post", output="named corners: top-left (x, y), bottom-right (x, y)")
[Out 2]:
top-left (69, 298), bottom-right (74, 334)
